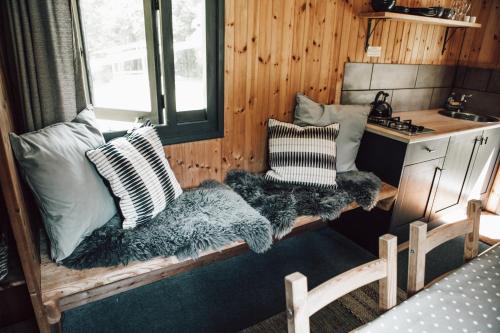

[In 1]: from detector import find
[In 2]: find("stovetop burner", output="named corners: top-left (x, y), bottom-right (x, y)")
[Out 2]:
top-left (368, 116), bottom-right (434, 135)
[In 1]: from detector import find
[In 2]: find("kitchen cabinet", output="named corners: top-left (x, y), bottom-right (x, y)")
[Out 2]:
top-left (391, 158), bottom-right (444, 228)
top-left (357, 126), bottom-right (500, 235)
top-left (430, 131), bottom-right (481, 218)
top-left (463, 127), bottom-right (500, 204)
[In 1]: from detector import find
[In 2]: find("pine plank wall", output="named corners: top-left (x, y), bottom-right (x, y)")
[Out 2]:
top-left (165, 0), bottom-right (500, 188)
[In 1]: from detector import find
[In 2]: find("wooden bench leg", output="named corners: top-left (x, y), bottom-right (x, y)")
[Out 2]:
top-left (50, 321), bottom-right (63, 333)
top-left (45, 300), bottom-right (62, 333)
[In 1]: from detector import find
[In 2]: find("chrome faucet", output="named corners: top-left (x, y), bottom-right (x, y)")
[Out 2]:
top-left (446, 92), bottom-right (472, 112)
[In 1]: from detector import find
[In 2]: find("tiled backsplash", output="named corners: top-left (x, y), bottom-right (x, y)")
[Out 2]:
top-left (453, 67), bottom-right (500, 117)
top-left (341, 63), bottom-right (454, 112)
top-left (341, 62), bottom-right (500, 117)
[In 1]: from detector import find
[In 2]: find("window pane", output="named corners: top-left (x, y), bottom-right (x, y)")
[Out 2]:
top-left (79, 0), bottom-right (151, 112)
top-left (171, 0), bottom-right (207, 112)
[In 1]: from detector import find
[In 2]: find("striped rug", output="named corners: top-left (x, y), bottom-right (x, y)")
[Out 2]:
top-left (240, 282), bottom-right (407, 333)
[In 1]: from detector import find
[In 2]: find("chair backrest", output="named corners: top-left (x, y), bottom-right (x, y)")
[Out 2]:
top-left (285, 234), bottom-right (397, 333)
top-left (407, 199), bottom-right (482, 295)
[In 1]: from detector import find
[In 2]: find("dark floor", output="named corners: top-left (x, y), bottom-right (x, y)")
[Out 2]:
top-left (1, 226), bottom-right (489, 333)
top-left (62, 226), bottom-right (487, 333)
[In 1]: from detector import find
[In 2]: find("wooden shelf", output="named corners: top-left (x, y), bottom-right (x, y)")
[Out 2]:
top-left (359, 12), bottom-right (482, 28)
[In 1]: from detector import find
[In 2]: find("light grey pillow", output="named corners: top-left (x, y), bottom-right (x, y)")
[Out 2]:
top-left (10, 109), bottom-right (117, 261)
top-left (294, 94), bottom-right (370, 172)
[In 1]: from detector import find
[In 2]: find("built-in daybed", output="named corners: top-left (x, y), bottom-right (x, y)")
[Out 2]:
top-left (0, 87), bottom-right (397, 333)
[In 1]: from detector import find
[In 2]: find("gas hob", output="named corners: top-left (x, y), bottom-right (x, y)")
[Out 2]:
top-left (368, 116), bottom-right (434, 136)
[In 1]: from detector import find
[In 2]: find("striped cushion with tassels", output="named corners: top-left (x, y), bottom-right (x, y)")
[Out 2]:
top-left (265, 119), bottom-right (339, 188)
top-left (86, 126), bottom-right (183, 229)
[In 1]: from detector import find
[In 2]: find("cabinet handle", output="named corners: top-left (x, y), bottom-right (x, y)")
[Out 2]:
top-left (425, 147), bottom-right (436, 153)
top-left (484, 136), bottom-right (489, 145)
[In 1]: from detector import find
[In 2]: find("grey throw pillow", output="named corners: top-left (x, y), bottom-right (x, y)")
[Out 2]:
top-left (10, 109), bottom-right (117, 261)
top-left (294, 94), bottom-right (370, 172)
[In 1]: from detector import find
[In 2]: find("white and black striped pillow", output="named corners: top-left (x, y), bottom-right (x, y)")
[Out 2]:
top-left (265, 119), bottom-right (339, 188)
top-left (87, 126), bottom-right (182, 229)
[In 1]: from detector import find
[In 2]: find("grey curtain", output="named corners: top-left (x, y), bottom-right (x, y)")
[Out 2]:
top-left (2, 0), bottom-right (87, 132)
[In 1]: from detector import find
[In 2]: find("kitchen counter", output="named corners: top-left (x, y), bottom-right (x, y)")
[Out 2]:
top-left (366, 109), bottom-right (500, 143)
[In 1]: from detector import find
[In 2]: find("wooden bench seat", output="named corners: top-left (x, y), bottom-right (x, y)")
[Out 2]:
top-left (40, 183), bottom-right (397, 325)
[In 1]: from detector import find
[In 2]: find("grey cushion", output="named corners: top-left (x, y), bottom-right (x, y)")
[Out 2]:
top-left (294, 94), bottom-right (370, 172)
top-left (10, 109), bottom-right (117, 261)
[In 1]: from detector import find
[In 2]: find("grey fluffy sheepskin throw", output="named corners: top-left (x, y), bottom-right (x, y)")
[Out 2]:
top-left (62, 181), bottom-right (273, 269)
top-left (224, 170), bottom-right (382, 239)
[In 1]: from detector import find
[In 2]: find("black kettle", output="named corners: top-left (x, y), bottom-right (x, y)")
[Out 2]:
top-left (370, 91), bottom-right (392, 118)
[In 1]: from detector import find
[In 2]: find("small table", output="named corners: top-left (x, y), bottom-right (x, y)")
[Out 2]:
top-left (358, 244), bottom-right (500, 333)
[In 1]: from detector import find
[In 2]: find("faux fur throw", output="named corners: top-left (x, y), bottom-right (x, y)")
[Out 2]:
top-left (63, 181), bottom-right (273, 269)
top-left (225, 170), bottom-right (382, 239)
top-left (63, 171), bottom-right (381, 269)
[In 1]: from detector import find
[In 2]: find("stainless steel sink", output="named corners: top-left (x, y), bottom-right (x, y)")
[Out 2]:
top-left (438, 110), bottom-right (499, 123)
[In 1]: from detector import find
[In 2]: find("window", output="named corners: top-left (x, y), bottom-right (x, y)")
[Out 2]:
top-left (76, 0), bottom-right (224, 144)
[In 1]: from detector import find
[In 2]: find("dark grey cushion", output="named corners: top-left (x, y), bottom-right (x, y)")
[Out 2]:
top-left (10, 109), bottom-right (117, 261)
top-left (294, 94), bottom-right (370, 172)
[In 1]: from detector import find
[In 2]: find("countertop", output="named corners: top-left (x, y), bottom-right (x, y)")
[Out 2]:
top-left (366, 109), bottom-right (500, 143)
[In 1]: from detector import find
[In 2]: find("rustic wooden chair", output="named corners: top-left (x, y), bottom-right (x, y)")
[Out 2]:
top-left (407, 199), bottom-right (482, 295)
top-left (285, 234), bottom-right (397, 333)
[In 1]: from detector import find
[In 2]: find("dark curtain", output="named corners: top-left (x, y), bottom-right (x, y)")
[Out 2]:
top-left (1, 0), bottom-right (87, 132)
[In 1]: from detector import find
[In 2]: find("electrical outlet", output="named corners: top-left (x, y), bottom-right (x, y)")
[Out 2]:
top-left (366, 46), bottom-right (382, 57)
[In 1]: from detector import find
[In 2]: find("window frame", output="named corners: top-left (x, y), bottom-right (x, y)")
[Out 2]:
top-left (76, 0), bottom-right (224, 145)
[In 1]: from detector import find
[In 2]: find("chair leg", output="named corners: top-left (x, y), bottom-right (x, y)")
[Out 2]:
top-left (379, 234), bottom-right (397, 310)
top-left (464, 200), bottom-right (481, 261)
top-left (285, 272), bottom-right (310, 333)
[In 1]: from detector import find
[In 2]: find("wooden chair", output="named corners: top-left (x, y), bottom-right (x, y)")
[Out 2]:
top-left (407, 199), bottom-right (482, 295)
top-left (285, 234), bottom-right (397, 333)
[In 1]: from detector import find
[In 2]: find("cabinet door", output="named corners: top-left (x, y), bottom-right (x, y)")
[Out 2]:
top-left (391, 158), bottom-right (444, 229)
top-left (465, 128), bottom-right (500, 201)
top-left (431, 131), bottom-right (480, 215)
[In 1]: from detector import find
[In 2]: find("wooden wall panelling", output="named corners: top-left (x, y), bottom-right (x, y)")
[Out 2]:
top-left (277, 1), bottom-right (295, 119)
top-left (459, 0), bottom-right (500, 69)
top-left (164, 0), bottom-right (497, 188)
top-left (164, 139), bottom-right (222, 188)
top-left (327, 0), bottom-right (346, 104)
top-left (253, 0), bottom-right (272, 172)
top-left (335, 0), bottom-right (354, 102)
top-left (316, 0), bottom-right (334, 103)
top-left (231, 0), bottom-right (248, 173)
top-left (222, 0), bottom-right (235, 176)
